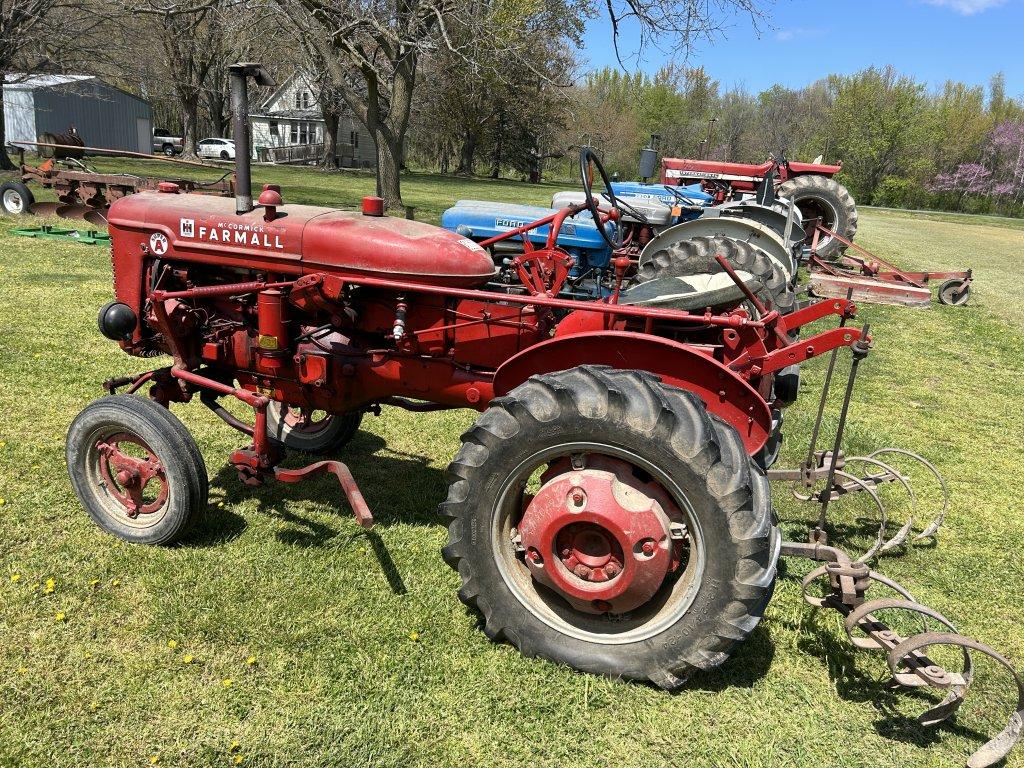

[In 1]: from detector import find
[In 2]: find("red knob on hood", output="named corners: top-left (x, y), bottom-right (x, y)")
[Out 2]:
top-left (362, 196), bottom-right (384, 217)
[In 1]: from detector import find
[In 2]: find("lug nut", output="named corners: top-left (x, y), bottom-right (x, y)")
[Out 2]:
top-left (641, 540), bottom-right (656, 555)
top-left (526, 548), bottom-right (542, 565)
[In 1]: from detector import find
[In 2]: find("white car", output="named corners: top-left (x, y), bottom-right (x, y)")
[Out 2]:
top-left (197, 138), bottom-right (236, 160)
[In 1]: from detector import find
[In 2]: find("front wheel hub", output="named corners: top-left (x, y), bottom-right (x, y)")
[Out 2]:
top-left (518, 464), bottom-right (676, 614)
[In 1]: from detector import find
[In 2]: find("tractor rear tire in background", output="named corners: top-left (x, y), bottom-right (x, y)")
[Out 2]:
top-left (777, 175), bottom-right (858, 258)
top-left (441, 365), bottom-right (778, 688)
top-left (66, 396), bottom-right (208, 545)
top-left (637, 234), bottom-right (796, 315)
top-left (266, 402), bottom-right (363, 455)
top-left (1, 181), bottom-right (34, 216)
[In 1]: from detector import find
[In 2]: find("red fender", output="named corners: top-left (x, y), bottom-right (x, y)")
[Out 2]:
top-left (492, 331), bottom-right (771, 455)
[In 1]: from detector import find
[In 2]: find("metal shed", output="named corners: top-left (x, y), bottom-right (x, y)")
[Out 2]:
top-left (3, 74), bottom-right (152, 154)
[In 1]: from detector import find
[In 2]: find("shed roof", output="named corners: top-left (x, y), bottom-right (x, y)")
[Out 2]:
top-left (4, 74), bottom-right (96, 90)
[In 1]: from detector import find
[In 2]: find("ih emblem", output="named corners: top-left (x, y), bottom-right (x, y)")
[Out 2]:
top-left (149, 232), bottom-right (169, 255)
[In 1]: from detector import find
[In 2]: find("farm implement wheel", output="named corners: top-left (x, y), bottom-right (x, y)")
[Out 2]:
top-left (637, 234), bottom-right (796, 314)
top-left (66, 396), bottom-right (208, 545)
top-left (938, 277), bottom-right (972, 306)
top-left (441, 365), bottom-right (778, 688)
top-left (778, 175), bottom-right (858, 257)
top-left (1, 181), bottom-right (35, 215)
top-left (266, 402), bottom-right (363, 454)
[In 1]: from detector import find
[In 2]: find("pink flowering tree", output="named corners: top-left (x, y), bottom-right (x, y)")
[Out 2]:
top-left (933, 120), bottom-right (1024, 212)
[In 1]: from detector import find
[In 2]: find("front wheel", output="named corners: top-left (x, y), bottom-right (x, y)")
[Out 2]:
top-left (441, 366), bottom-right (778, 688)
top-left (162, 144), bottom-right (175, 157)
top-left (66, 396), bottom-right (208, 545)
top-left (266, 402), bottom-right (362, 454)
top-left (1, 181), bottom-right (35, 215)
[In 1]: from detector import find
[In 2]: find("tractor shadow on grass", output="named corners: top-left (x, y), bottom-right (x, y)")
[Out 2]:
top-left (774, 563), bottom-right (994, 752)
top-left (195, 428), bottom-right (447, 592)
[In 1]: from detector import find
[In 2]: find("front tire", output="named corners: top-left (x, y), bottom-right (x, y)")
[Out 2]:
top-left (162, 144), bottom-right (175, 157)
top-left (777, 174), bottom-right (858, 257)
top-left (66, 396), bottom-right (208, 545)
top-left (266, 402), bottom-right (362, 454)
top-left (441, 366), bottom-right (778, 688)
top-left (1, 181), bottom-right (35, 215)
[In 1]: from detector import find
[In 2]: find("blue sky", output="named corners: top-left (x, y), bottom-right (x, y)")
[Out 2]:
top-left (581, 0), bottom-right (1020, 96)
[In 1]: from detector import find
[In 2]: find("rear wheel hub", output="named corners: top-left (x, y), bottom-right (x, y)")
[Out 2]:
top-left (518, 461), bottom-right (677, 614)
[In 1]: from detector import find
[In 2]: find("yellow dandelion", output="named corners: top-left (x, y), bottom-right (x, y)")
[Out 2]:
top-left (83, 651), bottom-right (93, 660)
top-left (89, 578), bottom-right (100, 587)
top-left (89, 700), bottom-right (99, 711)
top-left (10, 573), bottom-right (21, 583)
top-left (17, 666), bottom-right (27, 674)
top-left (182, 654), bottom-right (195, 664)
top-left (233, 756), bottom-right (243, 765)
top-left (43, 578), bottom-right (55, 594)
top-left (245, 656), bottom-right (256, 666)
top-left (408, 631), bottom-right (420, 642)
top-left (55, 611), bottom-right (67, 622)
top-left (0, 498), bottom-right (5, 506)
top-left (0, 440), bottom-right (7, 448)
top-left (167, 640), bottom-right (178, 650)
top-left (229, 740), bottom-right (240, 752)
top-left (221, 678), bottom-right (233, 688)
top-left (150, 756), bottom-right (160, 765)
top-left (111, 578), bottom-right (121, 587)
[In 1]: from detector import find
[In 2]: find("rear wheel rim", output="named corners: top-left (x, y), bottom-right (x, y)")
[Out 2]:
top-left (490, 441), bottom-right (705, 644)
top-left (83, 427), bottom-right (171, 529)
top-left (797, 197), bottom-right (839, 248)
top-left (275, 403), bottom-right (335, 437)
top-left (3, 189), bottom-right (25, 214)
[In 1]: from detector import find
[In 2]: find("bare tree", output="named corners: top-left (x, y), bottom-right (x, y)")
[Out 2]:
top-left (0, 0), bottom-right (104, 169)
top-left (274, 0), bottom-right (763, 211)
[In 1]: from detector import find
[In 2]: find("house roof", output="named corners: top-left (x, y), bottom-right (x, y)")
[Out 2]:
top-left (252, 109), bottom-right (323, 121)
top-left (4, 73), bottom-right (96, 90)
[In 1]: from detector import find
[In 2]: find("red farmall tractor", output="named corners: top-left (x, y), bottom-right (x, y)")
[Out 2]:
top-left (64, 66), bottom-right (1021, 764)
top-left (662, 151), bottom-right (858, 257)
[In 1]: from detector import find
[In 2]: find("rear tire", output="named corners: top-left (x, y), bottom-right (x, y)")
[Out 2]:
top-left (162, 144), bottom-right (175, 157)
top-left (777, 175), bottom-right (857, 258)
top-left (637, 234), bottom-right (796, 315)
top-left (441, 365), bottom-right (778, 688)
top-left (66, 396), bottom-right (208, 545)
top-left (1, 181), bottom-right (34, 216)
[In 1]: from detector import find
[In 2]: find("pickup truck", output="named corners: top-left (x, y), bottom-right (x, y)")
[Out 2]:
top-left (152, 129), bottom-right (184, 156)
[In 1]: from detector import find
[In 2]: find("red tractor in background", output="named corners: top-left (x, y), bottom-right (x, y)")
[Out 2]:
top-left (662, 151), bottom-right (857, 257)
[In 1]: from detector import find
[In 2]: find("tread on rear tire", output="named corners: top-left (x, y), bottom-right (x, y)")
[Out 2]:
top-left (777, 174), bottom-right (858, 258)
top-left (441, 365), bottom-right (778, 689)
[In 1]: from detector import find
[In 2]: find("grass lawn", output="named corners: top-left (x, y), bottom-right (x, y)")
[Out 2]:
top-left (1, 162), bottom-right (1023, 767)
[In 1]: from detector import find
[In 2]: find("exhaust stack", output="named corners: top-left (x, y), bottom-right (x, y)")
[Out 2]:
top-left (227, 63), bottom-right (276, 215)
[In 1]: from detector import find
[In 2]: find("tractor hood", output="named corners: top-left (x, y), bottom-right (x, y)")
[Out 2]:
top-left (107, 190), bottom-right (497, 287)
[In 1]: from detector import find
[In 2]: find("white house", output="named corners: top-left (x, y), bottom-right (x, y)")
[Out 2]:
top-left (250, 72), bottom-right (376, 168)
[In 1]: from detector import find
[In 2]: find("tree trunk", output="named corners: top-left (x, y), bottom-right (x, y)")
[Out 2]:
top-left (456, 132), bottom-right (477, 175)
top-left (322, 110), bottom-right (339, 169)
top-left (181, 97), bottom-right (200, 157)
top-left (490, 118), bottom-right (503, 179)
top-left (0, 78), bottom-right (15, 171)
top-left (373, 126), bottom-right (403, 210)
top-left (207, 90), bottom-right (228, 137)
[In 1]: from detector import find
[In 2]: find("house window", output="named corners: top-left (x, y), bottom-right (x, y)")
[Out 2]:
top-left (299, 123), bottom-right (309, 144)
top-left (294, 90), bottom-right (310, 109)
top-left (289, 123), bottom-right (298, 144)
top-left (303, 91), bottom-right (310, 109)
top-left (349, 130), bottom-right (358, 149)
top-left (269, 121), bottom-right (279, 136)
